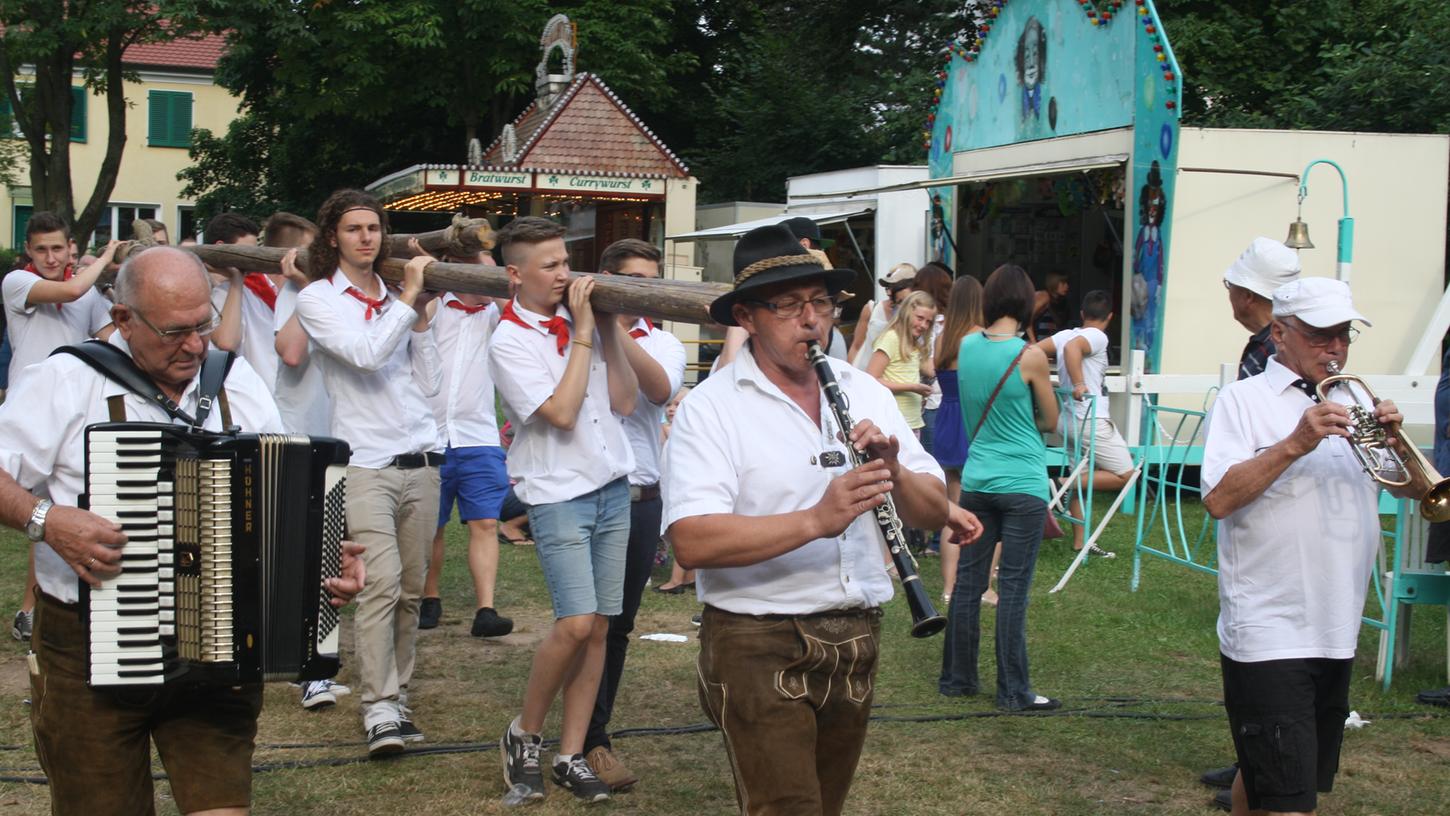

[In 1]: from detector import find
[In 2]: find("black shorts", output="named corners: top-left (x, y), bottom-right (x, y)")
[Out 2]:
top-left (1220, 654), bottom-right (1354, 814)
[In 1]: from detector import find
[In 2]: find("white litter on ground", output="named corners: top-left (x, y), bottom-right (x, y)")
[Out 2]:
top-left (639, 633), bottom-right (690, 643)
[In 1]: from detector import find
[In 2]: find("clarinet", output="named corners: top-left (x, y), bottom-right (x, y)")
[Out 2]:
top-left (807, 340), bottom-right (947, 638)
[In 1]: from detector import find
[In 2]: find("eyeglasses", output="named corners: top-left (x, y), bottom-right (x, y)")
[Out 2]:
top-left (131, 306), bottom-right (220, 344)
top-left (747, 294), bottom-right (841, 320)
top-left (1283, 319), bottom-right (1359, 348)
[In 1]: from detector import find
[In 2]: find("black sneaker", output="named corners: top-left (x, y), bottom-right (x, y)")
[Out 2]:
top-left (501, 719), bottom-right (545, 801)
top-left (367, 721), bottom-right (405, 758)
top-left (552, 754), bottom-right (611, 803)
top-left (472, 607), bottom-right (514, 638)
top-left (419, 597), bottom-right (442, 630)
top-left (399, 710), bottom-right (425, 743)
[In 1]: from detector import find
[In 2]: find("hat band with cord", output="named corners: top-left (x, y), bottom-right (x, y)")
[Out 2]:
top-left (735, 253), bottom-right (824, 288)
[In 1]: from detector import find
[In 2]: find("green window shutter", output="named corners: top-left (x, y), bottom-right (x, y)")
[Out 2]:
top-left (148, 90), bottom-right (191, 148)
top-left (148, 89), bottom-right (169, 145)
top-left (69, 86), bottom-right (85, 143)
top-left (171, 92), bottom-right (192, 147)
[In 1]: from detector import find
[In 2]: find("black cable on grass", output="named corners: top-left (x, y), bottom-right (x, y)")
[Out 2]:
top-left (0, 704), bottom-right (1443, 785)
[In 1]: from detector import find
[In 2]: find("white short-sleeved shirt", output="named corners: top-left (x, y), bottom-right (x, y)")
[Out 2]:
top-left (1050, 326), bottom-right (1109, 420)
top-left (0, 337), bottom-right (284, 603)
top-left (271, 281), bottom-right (332, 436)
top-left (296, 271), bottom-right (443, 468)
top-left (1201, 355), bottom-right (1382, 662)
top-left (486, 298), bottom-right (633, 506)
top-left (620, 319), bottom-right (685, 487)
top-left (211, 275), bottom-right (281, 392)
top-left (429, 294), bottom-right (501, 449)
top-left (662, 344), bottom-right (945, 615)
top-left (3, 268), bottom-right (113, 387)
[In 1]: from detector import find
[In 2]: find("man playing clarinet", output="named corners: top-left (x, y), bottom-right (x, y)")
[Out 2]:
top-left (0, 247), bottom-right (363, 815)
top-left (661, 224), bottom-right (976, 815)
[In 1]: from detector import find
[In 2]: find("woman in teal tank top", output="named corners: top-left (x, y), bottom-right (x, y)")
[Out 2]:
top-left (939, 264), bottom-right (1061, 711)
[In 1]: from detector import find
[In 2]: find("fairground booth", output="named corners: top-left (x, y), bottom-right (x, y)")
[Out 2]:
top-left (365, 15), bottom-right (699, 281)
top-left (832, 0), bottom-right (1449, 391)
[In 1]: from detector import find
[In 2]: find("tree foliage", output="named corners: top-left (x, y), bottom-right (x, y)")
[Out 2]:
top-left (0, 0), bottom-right (211, 240)
top-left (182, 0), bottom-right (685, 222)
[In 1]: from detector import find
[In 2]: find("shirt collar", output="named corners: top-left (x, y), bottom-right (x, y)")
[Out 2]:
top-left (510, 297), bottom-right (571, 334)
top-left (732, 341), bottom-right (857, 397)
top-left (1262, 354), bottom-right (1305, 395)
top-left (327, 268), bottom-right (383, 296)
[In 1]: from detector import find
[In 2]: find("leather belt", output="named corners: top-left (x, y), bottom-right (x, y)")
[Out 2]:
top-left (629, 483), bottom-right (661, 503)
top-left (389, 451), bottom-right (445, 469)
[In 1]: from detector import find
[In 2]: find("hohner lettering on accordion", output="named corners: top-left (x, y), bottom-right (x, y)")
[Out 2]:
top-left (80, 423), bottom-right (349, 688)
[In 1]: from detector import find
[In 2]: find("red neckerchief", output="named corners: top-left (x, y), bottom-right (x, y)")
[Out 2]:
top-left (343, 286), bottom-right (387, 320)
top-left (242, 273), bottom-right (277, 311)
top-left (446, 298), bottom-right (490, 315)
top-left (628, 318), bottom-right (654, 340)
top-left (27, 262), bottom-right (75, 310)
top-left (500, 300), bottom-right (570, 355)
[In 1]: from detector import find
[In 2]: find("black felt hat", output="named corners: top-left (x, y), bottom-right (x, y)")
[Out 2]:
top-left (781, 215), bottom-right (834, 249)
top-left (709, 224), bottom-right (855, 326)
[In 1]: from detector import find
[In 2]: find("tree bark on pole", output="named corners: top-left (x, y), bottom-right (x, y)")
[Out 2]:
top-left (166, 243), bottom-right (727, 326)
top-left (385, 214), bottom-right (497, 260)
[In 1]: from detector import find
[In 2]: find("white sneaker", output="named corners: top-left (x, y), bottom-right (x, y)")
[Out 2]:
top-left (301, 680), bottom-right (338, 710)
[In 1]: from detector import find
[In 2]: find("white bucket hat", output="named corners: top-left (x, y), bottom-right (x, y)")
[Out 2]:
top-left (1223, 237), bottom-right (1301, 300)
top-left (1272, 277), bottom-right (1372, 328)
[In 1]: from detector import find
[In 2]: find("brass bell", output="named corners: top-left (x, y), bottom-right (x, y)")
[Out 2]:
top-left (1285, 218), bottom-right (1314, 250)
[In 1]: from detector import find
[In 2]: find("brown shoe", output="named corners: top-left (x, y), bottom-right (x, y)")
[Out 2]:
top-left (585, 746), bottom-right (639, 791)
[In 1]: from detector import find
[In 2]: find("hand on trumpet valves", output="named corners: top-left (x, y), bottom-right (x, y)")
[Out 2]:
top-left (1286, 401), bottom-right (1354, 456)
top-left (844, 419), bottom-right (903, 482)
top-left (811, 459), bottom-right (894, 539)
top-left (1374, 399), bottom-right (1407, 452)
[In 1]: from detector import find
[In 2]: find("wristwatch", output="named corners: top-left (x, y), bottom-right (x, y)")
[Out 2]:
top-left (25, 499), bottom-right (53, 543)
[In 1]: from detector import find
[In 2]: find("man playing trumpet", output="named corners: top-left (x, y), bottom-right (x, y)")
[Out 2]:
top-left (1203, 277), bottom-right (1429, 816)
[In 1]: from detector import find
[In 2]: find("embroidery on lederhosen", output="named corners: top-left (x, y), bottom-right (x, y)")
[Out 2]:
top-left (775, 630), bottom-right (875, 706)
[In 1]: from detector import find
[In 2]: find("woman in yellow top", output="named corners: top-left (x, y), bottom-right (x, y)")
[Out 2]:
top-left (867, 290), bottom-right (937, 432)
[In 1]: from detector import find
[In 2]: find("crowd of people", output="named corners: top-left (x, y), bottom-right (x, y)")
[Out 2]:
top-left (0, 197), bottom-right (1442, 816)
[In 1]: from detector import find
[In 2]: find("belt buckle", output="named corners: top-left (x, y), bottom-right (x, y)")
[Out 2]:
top-left (629, 484), bottom-right (642, 502)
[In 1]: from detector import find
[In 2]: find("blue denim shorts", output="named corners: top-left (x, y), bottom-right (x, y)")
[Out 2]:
top-left (526, 478), bottom-right (630, 618)
top-left (437, 445), bottom-right (509, 524)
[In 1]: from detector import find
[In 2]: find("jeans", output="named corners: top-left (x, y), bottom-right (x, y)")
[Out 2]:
top-left (585, 493), bottom-right (662, 753)
top-left (527, 478), bottom-right (631, 618)
top-left (939, 491), bottom-right (1048, 709)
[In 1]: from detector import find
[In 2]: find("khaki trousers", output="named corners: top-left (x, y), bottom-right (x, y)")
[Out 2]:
top-left (696, 605), bottom-right (881, 816)
top-left (346, 464), bottom-right (440, 717)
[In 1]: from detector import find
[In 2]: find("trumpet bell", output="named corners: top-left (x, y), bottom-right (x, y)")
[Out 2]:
top-left (1420, 479), bottom-right (1450, 523)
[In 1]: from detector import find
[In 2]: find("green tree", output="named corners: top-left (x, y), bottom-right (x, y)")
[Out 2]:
top-left (0, 0), bottom-right (210, 240)
top-left (182, 0), bottom-right (684, 222)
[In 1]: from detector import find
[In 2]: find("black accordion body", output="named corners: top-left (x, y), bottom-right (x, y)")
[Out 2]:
top-left (79, 422), bottom-right (349, 688)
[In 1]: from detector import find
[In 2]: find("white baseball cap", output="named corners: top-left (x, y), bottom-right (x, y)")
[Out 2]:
top-left (1223, 237), bottom-right (1301, 300)
top-left (1271, 277), bottom-right (1372, 328)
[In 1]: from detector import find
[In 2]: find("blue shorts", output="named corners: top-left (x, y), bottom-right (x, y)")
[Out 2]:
top-left (437, 445), bottom-right (509, 525)
top-left (526, 478), bottom-right (630, 618)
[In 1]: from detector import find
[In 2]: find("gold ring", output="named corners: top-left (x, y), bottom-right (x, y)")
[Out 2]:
top-left (86, 556), bottom-right (97, 570)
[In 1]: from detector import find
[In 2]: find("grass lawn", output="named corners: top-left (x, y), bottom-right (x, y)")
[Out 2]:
top-left (0, 499), bottom-right (1445, 815)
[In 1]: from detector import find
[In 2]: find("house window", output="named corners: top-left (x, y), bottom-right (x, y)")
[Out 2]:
top-left (177, 206), bottom-right (199, 243)
top-left (90, 204), bottom-right (158, 247)
top-left (1, 85), bottom-right (86, 141)
top-left (147, 90), bottom-right (193, 148)
top-left (12, 205), bottom-right (32, 250)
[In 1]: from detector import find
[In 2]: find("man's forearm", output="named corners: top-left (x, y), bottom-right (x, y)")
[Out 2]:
top-left (0, 468), bottom-right (40, 532)
top-left (892, 470), bottom-right (947, 531)
top-left (669, 510), bottom-right (824, 569)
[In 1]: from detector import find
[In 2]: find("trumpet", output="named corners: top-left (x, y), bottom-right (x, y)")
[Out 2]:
top-left (1317, 361), bottom-right (1450, 522)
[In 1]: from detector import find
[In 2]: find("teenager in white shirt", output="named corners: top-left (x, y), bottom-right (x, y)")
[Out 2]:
top-left (488, 217), bottom-right (637, 804)
top-left (208, 213), bottom-right (284, 390)
top-left (296, 189), bottom-right (443, 757)
top-left (419, 249), bottom-right (514, 639)
top-left (581, 239), bottom-right (686, 791)
top-left (1033, 290), bottom-right (1135, 551)
top-left (1, 212), bottom-right (118, 642)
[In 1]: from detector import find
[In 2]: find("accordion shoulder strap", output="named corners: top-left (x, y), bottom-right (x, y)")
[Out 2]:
top-left (53, 342), bottom-right (236, 431)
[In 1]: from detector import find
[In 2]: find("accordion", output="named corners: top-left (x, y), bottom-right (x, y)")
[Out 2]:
top-left (79, 422), bottom-right (350, 688)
